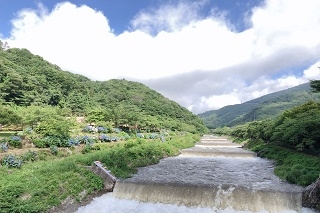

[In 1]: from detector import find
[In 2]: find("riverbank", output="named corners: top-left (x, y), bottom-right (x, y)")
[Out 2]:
top-left (0, 133), bottom-right (200, 213)
top-left (46, 189), bottom-right (109, 213)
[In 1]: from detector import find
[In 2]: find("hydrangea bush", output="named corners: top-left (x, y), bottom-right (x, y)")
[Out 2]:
top-left (8, 136), bottom-right (22, 148)
top-left (2, 154), bottom-right (23, 168)
top-left (0, 142), bottom-right (8, 152)
top-left (136, 133), bottom-right (144, 138)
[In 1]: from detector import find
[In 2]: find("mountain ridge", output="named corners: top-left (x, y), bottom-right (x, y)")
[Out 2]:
top-left (0, 47), bottom-right (207, 133)
top-left (198, 83), bottom-right (320, 128)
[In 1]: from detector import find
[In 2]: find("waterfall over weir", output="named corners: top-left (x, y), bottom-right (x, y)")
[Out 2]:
top-left (77, 135), bottom-right (317, 213)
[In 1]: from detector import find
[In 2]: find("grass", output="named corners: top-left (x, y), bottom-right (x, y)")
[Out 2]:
top-left (245, 139), bottom-right (320, 186)
top-left (0, 133), bottom-right (200, 213)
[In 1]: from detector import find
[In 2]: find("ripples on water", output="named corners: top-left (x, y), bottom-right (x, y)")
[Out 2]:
top-left (77, 136), bottom-right (319, 213)
top-left (76, 193), bottom-right (318, 213)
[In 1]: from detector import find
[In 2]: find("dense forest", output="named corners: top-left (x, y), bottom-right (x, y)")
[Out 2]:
top-left (199, 83), bottom-right (320, 129)
top-left (0, 44), bottom-right (207, 135)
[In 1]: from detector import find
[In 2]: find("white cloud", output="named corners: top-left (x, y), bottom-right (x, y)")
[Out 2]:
top-left (4, 0), bottom-right (320, 114)
top-left (303, 62), bottom-right (320, 79)
top-left (130, 0), bottom-right (206, 34)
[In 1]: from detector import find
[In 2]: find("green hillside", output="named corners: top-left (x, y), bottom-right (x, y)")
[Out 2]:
top-left (198, 83), bottom-right (320, 129)
top-left (0, 47), bottom-right (207, 133)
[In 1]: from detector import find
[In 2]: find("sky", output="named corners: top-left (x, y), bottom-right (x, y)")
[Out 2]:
top-left (1, 0), bottom-right (320, 114)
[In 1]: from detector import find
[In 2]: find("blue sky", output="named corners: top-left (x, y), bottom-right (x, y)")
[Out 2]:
top-left (1, 0), bottom-right (262, 36)
top-left (1, 0), bottom-right (320, 113)
top-left (1, 0), bottom-right (149, 36)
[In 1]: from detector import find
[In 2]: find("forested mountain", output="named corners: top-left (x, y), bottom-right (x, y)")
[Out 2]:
top-left (0, 47), bottom-right (207, 133)
top-left (198, 83), bottom-right (320, 129)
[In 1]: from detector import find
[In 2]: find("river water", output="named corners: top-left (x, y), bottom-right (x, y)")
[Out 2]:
top-left (76, 136), bottom-right (319, 213)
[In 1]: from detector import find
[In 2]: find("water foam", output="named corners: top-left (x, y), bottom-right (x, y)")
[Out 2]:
top-left (76, 193), bottom-right (318, 213)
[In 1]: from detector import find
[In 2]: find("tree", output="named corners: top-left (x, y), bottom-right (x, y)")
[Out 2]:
top-left (0, 71), bottom-right (26, 105)
top-left (270, 101), bottom-right (320, 151)
top-left (0, 106), bottom-right (22, 129)
top-left (34, 117), bottom-right (73, 139)
top-left (310, 80), bottom-right (320, 93)
top-left (0, 40), bottom-right (9, 51)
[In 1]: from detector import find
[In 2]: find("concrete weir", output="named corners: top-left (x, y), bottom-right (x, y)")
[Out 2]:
top-left (113, 135), bottom-right (304, 212)
top-left (181, 136), bottom-right (257, 158)
top-left (114, 182), bottom-right (302, 212)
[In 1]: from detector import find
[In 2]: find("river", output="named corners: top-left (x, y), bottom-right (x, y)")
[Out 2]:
top-left (76, 135), bottom-right (319, 213)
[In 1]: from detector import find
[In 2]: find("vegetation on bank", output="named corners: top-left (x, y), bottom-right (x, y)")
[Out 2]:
top-left (0, 133), bottom-right (200, 213)
top-left (0, 45), bottom-right (207, 134)
top-left (0, 42), bottom-right (207, 212)
top-left (212, 100), bottom-right (320, 186)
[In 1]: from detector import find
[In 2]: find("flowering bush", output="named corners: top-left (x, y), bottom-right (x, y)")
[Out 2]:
top-left (8, 136), bottom-right (22, 148)
top-left (78, 135), bottom-right (96, 145)
top-left (99, 134), bottom-right (110, 142)
top-left (97, 126), bottom-right (107, 133)
top-left (82, 125), bottom-right (98, 133)
top-left (50, 145), bottom-right (58, 155)
top-left (136, 133), bottom-right (144, 138)
top-left (160, 135), bottom-right (166, 142)
top-left (0, 142), bottom-right (8, 152)
top-left (68, 138), bottom-right (81, 147)
top-left (2, 154), bottom-right (23, 168)
top-left (110, 136), bottom-right (118, 142)
top-left (23, 127), bottom-right (33, 134)
top-left (112, 128), bottom-right (121, 133)
top-left (149, 133), bottom-right (159, 139)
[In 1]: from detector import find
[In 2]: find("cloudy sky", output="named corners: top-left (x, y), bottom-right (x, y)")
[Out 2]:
top-left (1, 0), bottom-right (320, 114)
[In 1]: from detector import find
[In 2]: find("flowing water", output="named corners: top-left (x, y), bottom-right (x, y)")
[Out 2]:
top-left (77, 135), bottom-right (319, 213)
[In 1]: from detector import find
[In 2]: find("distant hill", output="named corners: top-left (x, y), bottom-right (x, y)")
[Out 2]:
top-left (0, 47), bottom-right (207, 133)
top-left (198, 83), bottom-right (320, 129)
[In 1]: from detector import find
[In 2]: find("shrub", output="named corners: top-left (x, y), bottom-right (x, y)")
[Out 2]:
top-left (110, 136), bottom-right (118, 142)
top-left (1, 154), bottom-right (23, 168)
top-left (8, 136), bottom-right (22, 148)
top-left (81, 144), bottom-right (92, 154)
top-left (136, 133), bottom-right (144, 138)
top-left (33, 136), bottom-right (68, 148)
top-left (99, 134), bottom-right (110, 142)
top-left (78, 135), bottom-right (96, 145)
top-left (97, 126), bottom-right (107, 133)
top-left (24, 127), bottom-right (33, 134)
top-left (50, 145), bottom-right (58, 155)
top-left (149, 133), bottom-right (159, 139)
top-left (35, 117), bottom-right (72, 139)
top-left (112, 128), bottom-right (121, 133)
top-left (160, 135), bottom-right (166, 142)
top-left (32, 138), bottom-right (47, 148)
top-left (44, 136), bottom-right (64, 147)
top-left (119, 132), bottom-right (131, 140)
top-left (68, 138), bottom-right (80, 147)
top-left (22, 150), bottom-right (38, 162)
top-left (82, 125), bottom-right (98, 133)
top-left (0, 142), bottom-right (8, 152)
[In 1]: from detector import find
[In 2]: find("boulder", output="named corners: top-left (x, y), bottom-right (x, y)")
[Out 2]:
top-left (302, 176), bottom-right (320, 210)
